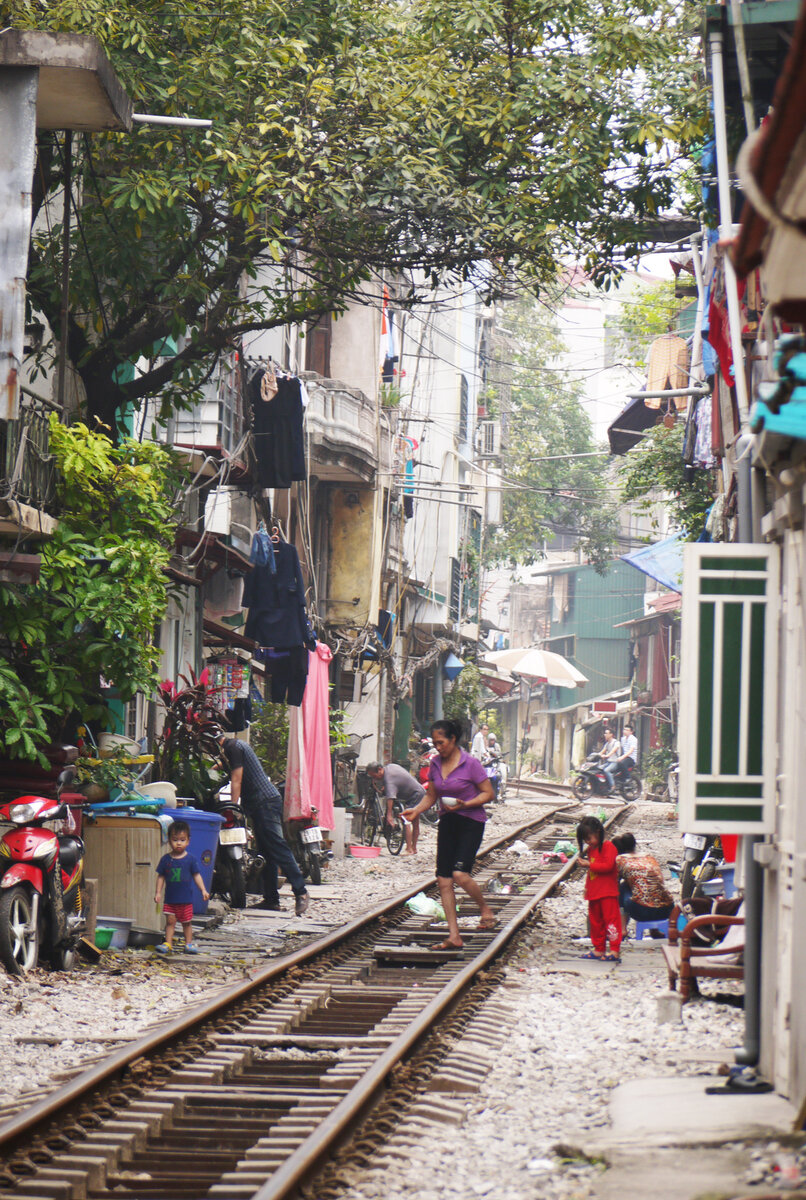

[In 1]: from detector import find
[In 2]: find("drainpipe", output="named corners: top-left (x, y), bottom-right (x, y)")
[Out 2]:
top-left (711, 27), bottom-right (762, 1070)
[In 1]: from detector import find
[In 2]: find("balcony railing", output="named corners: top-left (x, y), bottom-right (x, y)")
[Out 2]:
top-left (303, 373), bottom-right (392, 482)
top-left (1, 388), bottom-right (58, 511)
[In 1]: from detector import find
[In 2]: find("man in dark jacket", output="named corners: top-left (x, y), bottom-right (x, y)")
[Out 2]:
top-left (215, 730), bottom-right (309, 916)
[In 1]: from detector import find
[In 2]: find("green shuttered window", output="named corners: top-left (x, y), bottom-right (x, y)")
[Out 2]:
top-left (680, 544), bottom-right (778, 833)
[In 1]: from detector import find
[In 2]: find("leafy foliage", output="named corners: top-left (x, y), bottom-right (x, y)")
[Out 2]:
top-left (154, 673), bottom-right (228, 804)
top-left (608, 277), bottom-right (689, 370)
top-left (619, 422), bottom-right (712, 539)
top-left (5, 0), bottom-right (706, 432)
top-left (485, 294), bottom-right (619, 569)
top-left (443, 662), bottom-right (482, 731)
top-left (0, 421), bottom-right (181, 762)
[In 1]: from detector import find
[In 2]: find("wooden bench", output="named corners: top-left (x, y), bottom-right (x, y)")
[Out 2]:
top-left (662, 904), bottom-right (744, 1002)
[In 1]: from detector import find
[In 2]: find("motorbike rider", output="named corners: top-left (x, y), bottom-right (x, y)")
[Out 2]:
top-left (483, 732), bottom-right (499, 755)
top-left (600, 727), bottom-right (621, 791)
top-left (612, 723), bottom-right (638, 792)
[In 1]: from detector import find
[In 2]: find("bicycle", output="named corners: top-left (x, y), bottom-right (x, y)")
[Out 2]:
top-left (355, 772), bottom-right (405, 855)
top-left (332, 732), bottom-right (372, 807)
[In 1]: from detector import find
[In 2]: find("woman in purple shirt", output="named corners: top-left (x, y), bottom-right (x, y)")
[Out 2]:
top-left (402, 718), bottom-right (496, 950)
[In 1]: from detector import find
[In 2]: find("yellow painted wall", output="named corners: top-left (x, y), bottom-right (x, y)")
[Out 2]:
top-left (326, 486), bottom-right (378, 624)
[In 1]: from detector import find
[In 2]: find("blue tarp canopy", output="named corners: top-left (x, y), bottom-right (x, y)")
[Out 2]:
top-left (621, 534), bottom-right (683, 593)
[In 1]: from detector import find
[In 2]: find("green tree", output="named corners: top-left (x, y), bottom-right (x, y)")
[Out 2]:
top-left (443, 663), bottom-right (482, 730)
top-left (486, 296), bottom-right (619, 569)
top-left (619, 422), bottom-right (712, 539)
top-left (4, 0), bottom-right (706, 435)
top-left (612, 279), bottom-right (713, 539)
top-left (0, 422), bottom-right (181, 762)
top-left (609, 278), bottom-right (688, 370)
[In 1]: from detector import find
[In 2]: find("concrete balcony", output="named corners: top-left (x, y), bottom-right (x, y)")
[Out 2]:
top-left (302, 372), bottom-right (393, 483)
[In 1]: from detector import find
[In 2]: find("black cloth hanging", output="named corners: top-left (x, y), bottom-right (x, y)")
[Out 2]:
top-left (243, 541), bottom-right (316, 650)
top-left (249, 371), bottom-right (306, 488)
top-left (255, 646), bottom-right (309, 707)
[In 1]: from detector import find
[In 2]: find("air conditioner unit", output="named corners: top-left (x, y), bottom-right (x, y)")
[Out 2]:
top-left (478, 420), bottom-right (501, 458)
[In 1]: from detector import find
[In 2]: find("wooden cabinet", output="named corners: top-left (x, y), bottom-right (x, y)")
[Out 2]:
top-left (83, 816), bottom-right (165, 931)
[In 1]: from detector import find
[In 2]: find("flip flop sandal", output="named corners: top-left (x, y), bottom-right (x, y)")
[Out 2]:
top-left (477, 918), bottom-right (499, 931)
top-left (580, 950), bottom-right (603, 960)
top-left (603, 953), bottom-right (621, 962)
top-left (432, 940), bottom-right (463, 951)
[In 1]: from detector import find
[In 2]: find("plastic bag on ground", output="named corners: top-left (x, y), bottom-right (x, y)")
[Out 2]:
top-left (509, 839), bottom-right (531, 855)
top-left (405, 892), bottom-right (446, 920)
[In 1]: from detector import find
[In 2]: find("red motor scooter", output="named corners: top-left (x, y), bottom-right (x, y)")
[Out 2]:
top-left (0, 769), bottom-right (86, 974)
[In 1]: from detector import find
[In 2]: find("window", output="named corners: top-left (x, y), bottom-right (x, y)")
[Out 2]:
top-left (305, 314), bottom-right (332, 377)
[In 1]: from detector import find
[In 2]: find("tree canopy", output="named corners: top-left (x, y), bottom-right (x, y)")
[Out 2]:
top-left (484, 293), bottom-right (620, 569)
top-left (0, 422), bottom-right (181, 761)
top-left (5, 0), bottom-right (705, 433)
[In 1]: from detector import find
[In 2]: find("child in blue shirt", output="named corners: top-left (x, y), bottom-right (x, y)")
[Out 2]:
top-left (154, 820), bottom-right (209, 954)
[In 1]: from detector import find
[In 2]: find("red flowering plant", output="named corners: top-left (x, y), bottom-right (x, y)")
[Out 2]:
top-left (154, 668), bottom-right (229, 805)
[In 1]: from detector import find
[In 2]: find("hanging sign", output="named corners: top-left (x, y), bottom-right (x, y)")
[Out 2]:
top-left (679, 544), bottom-right (778, 833)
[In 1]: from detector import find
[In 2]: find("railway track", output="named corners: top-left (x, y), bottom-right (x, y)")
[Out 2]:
top-left (0, 796), bottom-right (622, 1200)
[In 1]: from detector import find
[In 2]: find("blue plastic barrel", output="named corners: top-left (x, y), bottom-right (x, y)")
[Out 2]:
top-left (169, 807), bottom-right (224, 914)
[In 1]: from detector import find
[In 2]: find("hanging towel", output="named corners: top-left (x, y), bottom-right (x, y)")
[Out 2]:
top-left (645, 334), bottom-right (690, 406)
top-left (283, 643), bottom-right (335, 829)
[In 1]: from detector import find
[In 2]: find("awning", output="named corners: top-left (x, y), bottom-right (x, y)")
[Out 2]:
top-left (607, 396), bottom-right (662, 455)
top-left (621, 534), bottom-right (683, 593)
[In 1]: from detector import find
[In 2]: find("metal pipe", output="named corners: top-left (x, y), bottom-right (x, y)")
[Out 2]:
top-left (132, 113), bottom-right (212, 128)
top-left (729, 0), bottom-right (756, 136)
top-left (734, 834), bottom-right (762, 1065)
top-left (627, 387), bottom-right (710, 401)
top-left (710, 29), bottom-right (751, 422)
top-left (56, 132), bottom-right (71, 410)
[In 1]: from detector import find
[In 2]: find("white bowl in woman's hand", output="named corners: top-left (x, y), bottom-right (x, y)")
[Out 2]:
top-left (442, 796), bottom-right (460, 808)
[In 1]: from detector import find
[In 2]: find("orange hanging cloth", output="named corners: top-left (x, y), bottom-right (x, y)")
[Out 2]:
top-left (644, 334), bottom-right (690, 409)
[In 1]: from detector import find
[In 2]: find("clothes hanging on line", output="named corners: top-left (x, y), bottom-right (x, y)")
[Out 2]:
top-left (256, 645), bottom-right (310, 707)
top-left (243, 541), bottom-right (316, 650)
top-left (248, 369), bottom-right (307, 488)
top-left (284, 643), bottom-right (335, 828)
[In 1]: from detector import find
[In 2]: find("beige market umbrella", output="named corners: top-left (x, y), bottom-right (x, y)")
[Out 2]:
top-left (481, 646), bottom-right (588, 688)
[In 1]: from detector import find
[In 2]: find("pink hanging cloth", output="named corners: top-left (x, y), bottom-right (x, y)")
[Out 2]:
top-left (284, 643), bottom-right (335, 830)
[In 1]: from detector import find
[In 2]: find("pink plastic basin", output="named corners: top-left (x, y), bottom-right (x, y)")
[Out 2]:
top-left (350, 845), bottom-right (381, 858)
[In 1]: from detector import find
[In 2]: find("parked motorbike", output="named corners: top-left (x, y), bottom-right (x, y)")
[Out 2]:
top-left (571, 753), bottom-right (642, 802)
top-left (415, 739), bottom-right (440, 826)
top-left (482, 751), bottom-right (506, 801)
top-left (287, 806), bottom-right (327, 886)
top-left (211, 797), bottom-right (254, 908)
top-left (678, 832), bottom-right (724, 901)
top-left (0, 767), bottom-right (86, 975)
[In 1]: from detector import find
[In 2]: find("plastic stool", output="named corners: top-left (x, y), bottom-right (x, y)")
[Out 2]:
top-left (634, 917), bottom-right (669, 941)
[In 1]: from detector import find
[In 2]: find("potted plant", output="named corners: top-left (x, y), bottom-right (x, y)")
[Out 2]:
top-left (74, 748), bottom-right (140, 802)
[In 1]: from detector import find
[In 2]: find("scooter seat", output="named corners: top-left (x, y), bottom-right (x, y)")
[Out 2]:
top-left (57, 835), bottom-right (84, 873)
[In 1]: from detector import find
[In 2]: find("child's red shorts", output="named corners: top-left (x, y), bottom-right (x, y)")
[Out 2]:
top-left (164, 902), bottom-right (193, 924)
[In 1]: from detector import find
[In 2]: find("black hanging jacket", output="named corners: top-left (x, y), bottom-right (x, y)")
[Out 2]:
top-left (243, 541), bottom-right (316, 649)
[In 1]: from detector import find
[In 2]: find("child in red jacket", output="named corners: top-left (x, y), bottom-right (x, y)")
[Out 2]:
top-left (577, 816), bottom-right (622, 962)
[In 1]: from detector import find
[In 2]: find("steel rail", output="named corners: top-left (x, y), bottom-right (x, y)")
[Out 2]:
top-left (0, 803), bottom-right (570, 1157)
top-left (253, 803), bottom-right (625, 1200)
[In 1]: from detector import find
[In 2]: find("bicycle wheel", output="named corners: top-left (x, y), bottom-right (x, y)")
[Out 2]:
top-left (364, 806), bottom-right (380, 847)
top-left (386, 816), bottom-right (405, 856)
